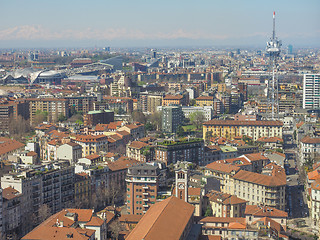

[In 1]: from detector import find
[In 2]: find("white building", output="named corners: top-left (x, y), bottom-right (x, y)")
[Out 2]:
top-left (57, 142), bottom-right (82, 163)
top-left (181, 106), bottom-right (214, 121)
top-left (303, 74), bottom-right (320, 109)
top-left (311, 179), bottom-right (320, 229)
top-left (300, 136), bottom-right (320, 165)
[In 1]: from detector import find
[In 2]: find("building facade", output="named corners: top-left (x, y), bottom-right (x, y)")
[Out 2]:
top-left (203, 120), bottom-right (283, 141)
top-left (303, 74), bottom-right (320, 109)
top-left (161, 106), bottom-right (184, 133)
top-left (126, 164), bottom-right (160, 215)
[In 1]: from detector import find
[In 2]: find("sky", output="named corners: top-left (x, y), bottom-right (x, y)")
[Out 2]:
top-left (1, 0), bottom-right (319, 48)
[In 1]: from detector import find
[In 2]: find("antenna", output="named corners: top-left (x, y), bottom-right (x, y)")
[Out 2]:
top-left (266, 11), bottom-right (282, 120)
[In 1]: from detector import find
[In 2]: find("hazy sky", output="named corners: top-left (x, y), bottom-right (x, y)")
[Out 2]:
top-left (1, 0), bottom-right (319, 48)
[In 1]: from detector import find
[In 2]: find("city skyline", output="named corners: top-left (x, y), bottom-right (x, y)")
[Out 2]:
top-left (1, 0), bottom-right (320, 48)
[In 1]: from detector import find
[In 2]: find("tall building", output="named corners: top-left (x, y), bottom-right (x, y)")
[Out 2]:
top-left (126, 163), bottom-right (160, 215)
top-left (28, 98), bottom-right (69, 125)
top-left (303, 74), bottom-right (320, 109)
top-left (161, 106), bottom-right (184, 133)
top-left (1, 161), bottom-right (75, 235)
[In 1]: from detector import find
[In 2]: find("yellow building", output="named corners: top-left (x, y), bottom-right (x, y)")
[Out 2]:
top-left (203, 119), bottom-right (283, 141)
top-left (196, 96), bottom-right (214, 107)
top-left (74, 172), bottom-right (91, 207)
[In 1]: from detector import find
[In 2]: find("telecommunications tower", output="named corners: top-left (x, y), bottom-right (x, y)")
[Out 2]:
top-left (266, 11), bottom-right (281, 120)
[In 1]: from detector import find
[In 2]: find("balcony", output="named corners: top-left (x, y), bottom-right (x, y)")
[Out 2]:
top-left (143, 186), bottom-right (149, 189)
top-left (143, 192), bottom-right (149, 195)
top-left (143, 204), bottom-right (149, 208)
top-left (143, 199), bottom-right (148, 201)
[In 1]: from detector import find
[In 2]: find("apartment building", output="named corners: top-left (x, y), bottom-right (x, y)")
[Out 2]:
top-left (205, 162), bottom-right (240, 194)
top-left (303, 74), bottom-right (320, 109)
top-left (66, 95), bottom-right (96, 113)
top-left (205, 190), bottom-right (247, 218)
top-left (118, 122), bottom-right (145, 140)
top-left (196, 96), bottom-right (215, 107)
top-left (2, 187), bottom-right (22, 238)
top-left (74, 172), bottom-right (91, 207)
top-left (28, 98), bottom-right (69, 124)
top-left (182, 106), bottom-right (214, 121)
top-left (300, 136), bottom-right (320, 165)
top-left (57, 142), bottom-right (82, 163)
top-left (203, 120), bottom-right (283, 141)
top-left (199, 217), bottom-right (259, 240)
top-left (126, 163), bottom-right (160, 215)
top-left (161, 105), bottom-right (184, 133)
top-left (83, 110), bottom-right (114, 126)
top-left (155, 138), bottom-right (204, 165)
top-left (74, 134), bottom-right (108, 157)
top-left (1, 161), bottom-right (75, 235)
top-left (310, 179), bottom-right (320, 228)
top-left (126, 141), bottom-right (154, 162)
top-left (162, 94), bottom-right (186, 106)
top-left (232, 163), bottom-right (286, 211)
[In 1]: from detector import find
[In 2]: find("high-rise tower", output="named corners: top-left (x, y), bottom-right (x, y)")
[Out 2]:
top-left (266, 12), bottom-right (282, 120)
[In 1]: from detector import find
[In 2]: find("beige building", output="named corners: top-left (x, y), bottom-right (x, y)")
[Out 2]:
top-left (203, 120), bottom-right (283, 140)
top-left (205, 190), bottom-right (247, 218)
top-left (310, 178), bottom-right (320, 228)
top-left (28, 98), bottom-right (69, 125)
top-left (147, 95), bottom-right (163, 114)
top-left (74, 134), bottom-right (108, 157)
top-left (233, 163), bottom-right (286, 211)
top-left (205, 162), bottom-right (240, 195)
top-left (126, 141), bottom-right (153, 162)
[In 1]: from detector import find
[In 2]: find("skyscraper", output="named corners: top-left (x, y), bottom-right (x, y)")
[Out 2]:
top-left (303, 74), bottom-right (320, 109)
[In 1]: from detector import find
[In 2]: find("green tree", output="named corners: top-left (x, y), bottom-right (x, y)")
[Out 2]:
top-left (58, 114), bottom-right (67, 122)
top-left (189, 111), bottom-right (205, 130)
top-left (176, 126), bottom-right (185, 137)
top-left (189, 99), bottom-right (197, 106)
top-left (205, 206), bottom-right (213, 217)
top-left (149, 111), bottom-right (162, 131)
top-left (131, 110), bottom-right (146, 124)
top-left (205, 130), bottom-right (213, 143)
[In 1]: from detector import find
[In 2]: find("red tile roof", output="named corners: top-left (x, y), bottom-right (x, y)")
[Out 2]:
top-left (245, 205), bottom-right (288, 218)
top-left (233, 168), bottom-right (286, 187)
top-left (0, 137), bottom-right (24, 156)
top-left (301, 136), bottom-right (320, 144)
top-left (126, 196), bottom-right (194, 240)
top-left (206, 162), bottom-right (240, 174)
top-left (128, 141), bottom-right (148, 149)
top-left (2, 187), bottom-right (21, 200)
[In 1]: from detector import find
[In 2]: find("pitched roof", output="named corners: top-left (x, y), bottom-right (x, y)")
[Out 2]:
top-left (245, 205), bottom-right (288, 218)
top-left (216, 157), bottom-right (251, 166)
top-left (233, 168), bottom-right (286, 187)
top-left (228, 222), bottom-right (246, 229)
top-left (2, 187), bottom-right (22, 200)
top-left (243, 152), bottom-right (269, 162)
top-left (301, 136), bottom-right (320, 144)
top-left (206, 162), bottom-right (240, 174)
top-left (308, 169), bottom-right (320, 181)
top-left (206, 190), bottom-right (247, 205)
top-left (0, 137), bottom-right (25, 156)
top-left (188, 187), bottom-right (201, 196)
top-left (119, 214), bottom-right (143, 223)
top-left (128, 141), bottom-right (148, 149)
top-left (126, 196), bottom-right (194, 240)
top-left (107, 157), bottom-right (139, 172)
top-left (85, 216), bottom-right (104, 226)
top-left (311, 178), bottom-right (320, 191)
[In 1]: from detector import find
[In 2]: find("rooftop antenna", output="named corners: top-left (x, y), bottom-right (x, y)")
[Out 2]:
top-left (266, 11), bottom-right (282, 120)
